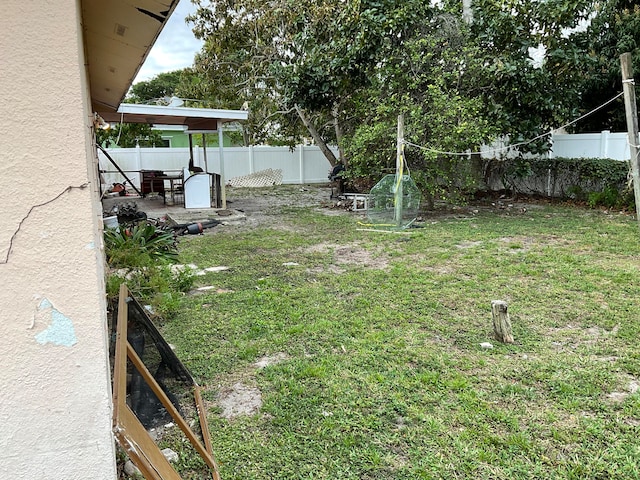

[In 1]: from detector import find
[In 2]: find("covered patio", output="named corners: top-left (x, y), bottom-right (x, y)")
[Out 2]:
top-left (98, 103), bottom-right (248, 209)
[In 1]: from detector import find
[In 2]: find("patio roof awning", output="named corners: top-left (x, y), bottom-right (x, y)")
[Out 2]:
top-left (98, 103), bottom-right (248, 131)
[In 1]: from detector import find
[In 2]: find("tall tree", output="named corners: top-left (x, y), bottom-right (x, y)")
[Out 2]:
top-left (469, 0), bottom-right (599, 151)
top-left (572, 1), bottom-right (640, 132)
top-left (187, 0), bottom-right (427, 164)
top-left (127, 70), bottom-right (187, 104)
top-left (342, 6), bottom-right (499, 199)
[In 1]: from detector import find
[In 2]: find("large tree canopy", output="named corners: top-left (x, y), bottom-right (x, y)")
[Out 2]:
top-left (572, 1), bottom-right (640, 132)
top-left (183, 0), bottom-right (638, 199)
top-left (186, 0), bottom-right (409, 154)
top-left (127, 70), bottom-right (186, 104)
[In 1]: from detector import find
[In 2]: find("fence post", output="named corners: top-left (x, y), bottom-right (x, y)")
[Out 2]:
top-left (135, 143), bottom-right (142, 188)
top-left (299, 145), bottom-right (305, 184)
top-left (249, 145), bottom-right (254, 174)
top-left (600, 130), bottom-right (610, 159)
top-left (620, 52), bottom-right (640, 230)
top-left (217, 121), bottom-right (226, 208)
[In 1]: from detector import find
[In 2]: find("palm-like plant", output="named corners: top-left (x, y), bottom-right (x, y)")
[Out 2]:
top-left (104, 223), bottom-right (178, 268)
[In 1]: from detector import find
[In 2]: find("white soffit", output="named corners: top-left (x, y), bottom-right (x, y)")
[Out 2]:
top-left (82, 0), bottom-right (179, 113)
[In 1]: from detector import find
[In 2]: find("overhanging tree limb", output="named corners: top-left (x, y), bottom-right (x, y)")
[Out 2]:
top-left (295, 104), bottom-right (339, 167)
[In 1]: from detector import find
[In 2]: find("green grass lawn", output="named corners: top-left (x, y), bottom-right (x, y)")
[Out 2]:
top-left (159, 189), bottom-right (640, 479)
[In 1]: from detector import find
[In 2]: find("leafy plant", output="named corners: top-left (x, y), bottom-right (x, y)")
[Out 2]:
top-left (103, 223), bottom-right (193, 317)
top-left (496, 156), bottom-right (633, 207)
top-left (104, 223), bottom-right (178, 268)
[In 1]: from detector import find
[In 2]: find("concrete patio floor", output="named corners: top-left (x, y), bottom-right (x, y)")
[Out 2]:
top-left (101, 193), bottom-right (247, 227)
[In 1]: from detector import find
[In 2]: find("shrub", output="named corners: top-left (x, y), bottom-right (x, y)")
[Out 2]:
top-left (104, 223), bottom-right (194, 317)
top-left (104, 223), bottom-right (178, 268)
top-left (487, 156), bottom-right (633, 209)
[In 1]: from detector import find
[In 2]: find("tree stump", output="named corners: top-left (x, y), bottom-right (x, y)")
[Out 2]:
top-left (491, 300), bottom-right (514, 343)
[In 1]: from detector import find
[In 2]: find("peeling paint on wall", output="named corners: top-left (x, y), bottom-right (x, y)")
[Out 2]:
top-left (34, 298), bottom-right (77, 347)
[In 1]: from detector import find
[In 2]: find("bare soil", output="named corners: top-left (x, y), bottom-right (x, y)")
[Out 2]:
top-left (222, 184), bottom-right (343, 230)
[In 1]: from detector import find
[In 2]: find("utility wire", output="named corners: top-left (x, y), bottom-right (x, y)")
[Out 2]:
top-left (405, 92), bottom-right (625, 157)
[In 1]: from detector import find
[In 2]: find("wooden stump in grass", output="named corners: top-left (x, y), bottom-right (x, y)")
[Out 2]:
top-left (491, 300), bottom-right (514, 343)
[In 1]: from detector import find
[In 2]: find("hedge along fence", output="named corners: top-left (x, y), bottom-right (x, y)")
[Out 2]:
top-left (482, 157), bottom-right (634, 208)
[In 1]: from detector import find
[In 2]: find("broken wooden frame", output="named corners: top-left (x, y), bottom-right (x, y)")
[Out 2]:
top-left (112, 284), bottom-right (220, 480)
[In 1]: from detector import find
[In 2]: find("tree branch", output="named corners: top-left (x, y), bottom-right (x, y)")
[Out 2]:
top-left (295, 104), bottom-right (338, 167)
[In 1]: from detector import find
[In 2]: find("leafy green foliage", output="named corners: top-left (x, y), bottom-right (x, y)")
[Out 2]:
top-left (105, 265), bottom-right (193, 317)
top-left (343, 9), bottom-right (497, 201)
top-left (104, 223), bottom-right (178, 268)
top-left (103, 224), bottom-right (192, 316)
top-left (126, 70), bottom-right (186, 104)
top-left (470, 0), bottom-right (597, 149)
top-left (572, 2), bottom-right (640, 132)
top-left (496, 156), bottom-right (633, 208)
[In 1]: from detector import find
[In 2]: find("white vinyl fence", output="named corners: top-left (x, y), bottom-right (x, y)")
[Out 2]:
top-left (99, 132), bottom-right (631, 194)
top-left (99, 144), bottom-right (336, 190)
top-left (550, 131), bottom-right (630, 160)
top-left (483, 131), bottom-right (633, 197)
top-left (479, 131), bottom-right (631, 161)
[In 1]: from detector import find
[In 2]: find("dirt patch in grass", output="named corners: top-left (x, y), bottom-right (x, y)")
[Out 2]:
top-left (215, 352), bottom-right (290, 419)
top-left (606, 376), bottom-right (640, 404)
top-left (254, 352), bottom-right (289, 369)
top-left (546, 323), bottom-right (620, 351)
top-left (218, 382), bottom-right (263, 419)
top-left (224, 185), bottom-right (337, 229)
top-left (303, 241), bottom-right (390, 270)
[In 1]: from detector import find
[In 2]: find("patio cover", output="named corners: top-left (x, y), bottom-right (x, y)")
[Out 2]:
top-left (99, 104), bottom-right (248, 208)
top-left (98, 103), bottom-right (248, 132)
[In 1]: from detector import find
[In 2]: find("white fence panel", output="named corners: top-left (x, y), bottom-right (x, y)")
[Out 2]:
top-left (248, 146), bottom-right (291, 180)
top-left (551, 131), bottom-right (630, 160)
top-left (139, 148), bottom-right (192, 172)
top-left (99, 145), bottom-right (336, 189)
top-left (99, 133), bottom-right (629, 192)
top-left (301, 145), bottom-right (335, 183)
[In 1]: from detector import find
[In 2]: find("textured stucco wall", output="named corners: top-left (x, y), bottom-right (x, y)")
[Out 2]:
top-left (0, 1), bottom-right (116, 478)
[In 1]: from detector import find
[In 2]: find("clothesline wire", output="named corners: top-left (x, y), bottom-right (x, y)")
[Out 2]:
top-left (405, 92), bottom-right (625, 157)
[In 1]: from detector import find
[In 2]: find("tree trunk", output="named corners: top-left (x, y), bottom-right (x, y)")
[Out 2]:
top-left (491, 300), bottom-right (514, 344)
top-left (332, 104), bottom-right (347, 167)
top-left (295, 104), bottom-right (339, 167)
top-left (241, 126), bottom-right (250, 147)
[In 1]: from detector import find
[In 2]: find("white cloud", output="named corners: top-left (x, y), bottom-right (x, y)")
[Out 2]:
top-left (134, 0), bottom-right (204, 83)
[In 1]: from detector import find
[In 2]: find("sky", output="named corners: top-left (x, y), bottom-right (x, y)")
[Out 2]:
top-left (134, 0), bottom-right (204, 83)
